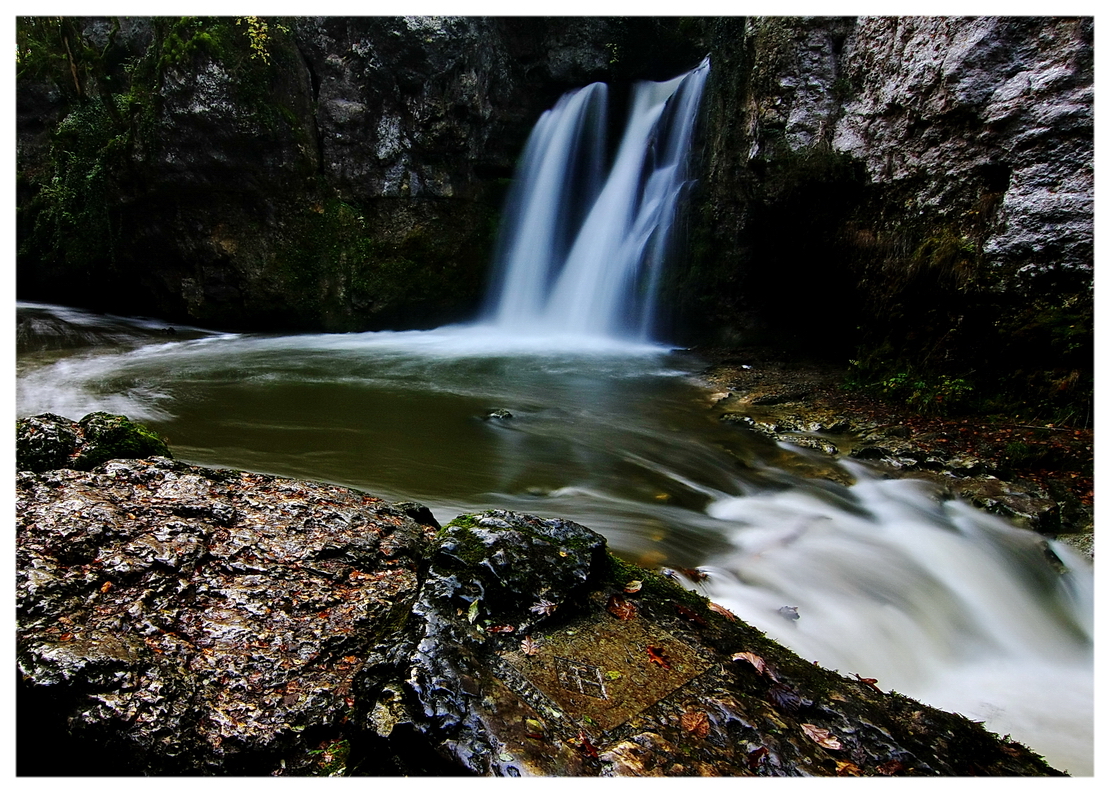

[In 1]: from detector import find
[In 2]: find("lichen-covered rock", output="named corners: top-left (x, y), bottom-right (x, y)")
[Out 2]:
top-left (14, 413), bottom-right (81, 472)
top-left (16, 412), bottom-right (171, 473)
top-left (16, 457), bottom-right (437, 774)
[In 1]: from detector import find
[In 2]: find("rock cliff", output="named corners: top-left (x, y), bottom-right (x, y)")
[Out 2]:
top-left (16, 16), bottom-right (1092, 413)
top-left (16, 16), bottom-right (707, 332)
top-left (685, 16), bottom-right (1092, 417)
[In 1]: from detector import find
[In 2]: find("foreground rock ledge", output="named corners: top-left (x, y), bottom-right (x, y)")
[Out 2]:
top-left (16, 418), bottom-right (1062, 776)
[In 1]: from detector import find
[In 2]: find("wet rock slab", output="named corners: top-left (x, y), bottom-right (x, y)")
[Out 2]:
top-left (382, 512), bottom-right (1062, 777)
top-left (17, 456), bottom-right (436, 774)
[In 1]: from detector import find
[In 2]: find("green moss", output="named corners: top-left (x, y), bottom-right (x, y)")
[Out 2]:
top-left (437, 518), bottom-right (489, 567)
top-left (268, 196), bottom-right (494, 330)
top-left (19, 77), bottom-right (134, 279)
top-left (19, 16), bottom-right (303, 287)
top-left (603, 553), bottom-right (714, 615)
top-left (305, 737), bottom-right (350, 776)
top-left (73, 412), bottom-right (172, 469)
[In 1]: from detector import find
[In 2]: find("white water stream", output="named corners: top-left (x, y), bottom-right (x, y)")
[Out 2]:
top-left (14, 61), bottom-right (1093, 775)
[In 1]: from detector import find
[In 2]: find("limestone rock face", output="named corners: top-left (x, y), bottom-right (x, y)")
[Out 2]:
top-left (830, 17), bottom-right (1093, 285)
top-left (684, 16), bottom-right (1091, 412)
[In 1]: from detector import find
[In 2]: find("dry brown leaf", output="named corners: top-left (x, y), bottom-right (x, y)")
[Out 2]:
top-left (731, 651), bottom-right (769, 676)
top-left (747, 746), bottom-right (768, 770)
top-left (801, 723), bottom-right (842, 750)
top-left (646, 644), bottom-right (672, 670)
top-left (835, 760), bottom-right (862, 776)
top-left (675, 603), bottom-right (707, 625)
top-left (876, 759), bottom-right (905, 775)
top-left (678, 567), bottom-right (709, 582)
top-left (680, 710), bottom-right (710, 739)
top-left (708, 601), bottom-right (736, 621)
top-left (520, 635), bottom-right (540, 656)
top-left (607, 593), bottom-right (638, 621)
top-left (853, 673), bottom-right (882, 692)
top-left (530, 599), bottom-right (557, 617)
top-left (575, 730), bottom-right (599, 759)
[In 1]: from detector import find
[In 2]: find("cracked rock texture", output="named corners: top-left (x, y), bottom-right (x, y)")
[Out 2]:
top-left (683, 17), bottom-right (1092, 405)
top-left (17, 455), bottom-right (436, 774)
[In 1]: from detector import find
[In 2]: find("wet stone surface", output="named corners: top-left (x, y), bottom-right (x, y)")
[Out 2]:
top-left (14, 414), bottom-right (1068, 776)
top-left (16, 412), bottom-right (172, 473)
top-left (16, 455), bottom-right (437, 774)
top-left (386, 511), bottom-right (1064, 777)
top-left (503, 615), bottom-right (712, 731)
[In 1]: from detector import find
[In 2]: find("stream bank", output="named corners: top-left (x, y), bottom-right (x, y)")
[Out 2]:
top-left (16, 413), bottom-right (1066, 776)
top-left (691, 346), bottom-right (1094, 559)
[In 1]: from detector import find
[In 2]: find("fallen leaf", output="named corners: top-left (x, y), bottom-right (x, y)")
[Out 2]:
top-left (801, 723), bottom-right (842, 750)
top-left (99, 581), bottom-right (112, 594)
top-left (607, 594), bottom-right (638, 621)
top-left (486, 624), bottom-right (515, 633)
top-left (530, 599), bottom-right (557, 617)
top-left (518, 635), bottom-right (540, 657)
top-left (680, 710), bottom-right (710, 739)
top-left (731, 651), bottom-right (771, 677)
top-left (768, 683), bottom-right (802, 712)
top-left (467, 600), bottom-right (481, 623)
top-left (678, 567), bottom-right (709, 582)
top-left (747, 746), bottom-right (768, 770)
top-left (575, 730), bottom-right (599, 759)
top-left (852, 673), bottom-right (882, 692)
top-left (708, 602), bottom-right (737, 621)
top-left (876, 759), bottom-right (905, 775)
top-left (646, 644), bottom-right (671, 670)
top-left (623, 580), bottom-right (643, 593)
top-left (835, 760), bottom-right (862, 776)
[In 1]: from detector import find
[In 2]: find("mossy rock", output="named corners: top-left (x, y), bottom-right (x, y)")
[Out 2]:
top-left (15, 413), bottom-right (81, 473)
top-left (15, 412), bottom-right (171, 472)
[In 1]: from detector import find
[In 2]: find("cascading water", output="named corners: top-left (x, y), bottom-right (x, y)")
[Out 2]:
top-left (13, 60), bottom-right (1093, 776)
top-left (485, 59), bottom-right (709, 341)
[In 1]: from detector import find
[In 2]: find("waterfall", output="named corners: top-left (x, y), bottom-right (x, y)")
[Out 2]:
top-left (485, 59), bottom-right (709, 342)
